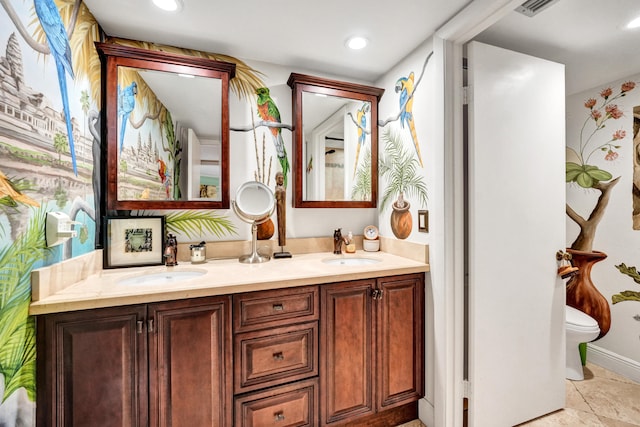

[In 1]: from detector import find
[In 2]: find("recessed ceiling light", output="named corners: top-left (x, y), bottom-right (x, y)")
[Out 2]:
top-left (152, 0), bottom-right (183, 12)
top-left (346, 36), bottom-right (368, 50)
top-left (627, 15), bottom-right (640, 29)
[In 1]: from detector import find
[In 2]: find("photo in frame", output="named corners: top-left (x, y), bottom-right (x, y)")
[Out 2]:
top-left (104, 216), bottom-right (165, 268)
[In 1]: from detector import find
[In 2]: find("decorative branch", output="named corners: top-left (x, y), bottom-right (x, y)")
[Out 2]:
top-left (568, 176), bottom-right (621, 251)
top-left (231, 120), bottom-right (292, 132)
top-left (67, 0), bottom-right (82, 38)
top-left (129, 108), bottom-right (161, 129)
top-left (250, 107), bottom-right (261, 181)
top-left (0, 0), bottom-right (49, 54)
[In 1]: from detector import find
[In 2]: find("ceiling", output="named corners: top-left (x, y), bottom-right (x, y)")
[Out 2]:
top-left (84, 0), bottom-right (640, 96)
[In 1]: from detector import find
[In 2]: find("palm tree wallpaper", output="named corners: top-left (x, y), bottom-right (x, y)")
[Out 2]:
top-left (0, 1), bottom-right (260, 425)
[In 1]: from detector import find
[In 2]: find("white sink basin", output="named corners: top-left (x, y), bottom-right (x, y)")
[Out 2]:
top-left (117, 270), bottom-right (206, 286)
top-left (322, 257), bottom-right (381, 266)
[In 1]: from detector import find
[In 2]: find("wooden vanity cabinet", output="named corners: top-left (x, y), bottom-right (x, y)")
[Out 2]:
top-left (320, 273), bottom-right (424, 426)
top-left (36, 295), bottom-right (232, 427)
top-left (36, 272), bottom-right (423, 427)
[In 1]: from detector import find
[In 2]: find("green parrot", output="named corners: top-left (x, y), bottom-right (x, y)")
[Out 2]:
top-left (256, 87), bottom-right (290, 187)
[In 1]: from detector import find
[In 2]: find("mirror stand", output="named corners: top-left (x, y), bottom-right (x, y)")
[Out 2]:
top-left (232, 181), bottom-right (276, 264)
top-left (239, 220), bottom-right (272, 264)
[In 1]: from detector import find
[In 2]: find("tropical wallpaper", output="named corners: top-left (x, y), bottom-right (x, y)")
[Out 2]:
top-left (1, 0), bottom-right (100, 424)
top-left (0, 1), bottom-right (433, 425)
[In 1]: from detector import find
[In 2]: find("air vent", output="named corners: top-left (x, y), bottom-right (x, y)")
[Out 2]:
top-left (515, 0), bottom-right (560, 17)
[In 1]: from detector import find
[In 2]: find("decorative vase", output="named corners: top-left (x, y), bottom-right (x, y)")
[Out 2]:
top-left (390, 200), bottom-right (412, 240)
top-left (566, 249), bottom-right (610, 340)
top-left (256, 218), bottom-right (274, 240)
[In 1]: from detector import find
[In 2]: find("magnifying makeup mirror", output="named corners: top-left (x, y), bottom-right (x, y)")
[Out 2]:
top-left (232, 181), bottom-right (276, 263)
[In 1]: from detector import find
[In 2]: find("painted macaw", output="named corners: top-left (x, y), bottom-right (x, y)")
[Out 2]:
top-left (256, 87), bottom-right (290, 187)
top-left (157, 159), bottom-right (171, 199)
top-left (34, 0), bottom-right (78, 175)
top-left (353, 102), bottom-right (370, 177)
top-left (118, 81), bottom-right (138, 153)
top-left (395, 71), bottom-right (423, 167)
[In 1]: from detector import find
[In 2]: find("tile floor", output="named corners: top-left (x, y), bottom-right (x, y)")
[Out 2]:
top-left (517, 363), bottom-right (640, 427)
top-left (400, 363), bottom-right (640, 427)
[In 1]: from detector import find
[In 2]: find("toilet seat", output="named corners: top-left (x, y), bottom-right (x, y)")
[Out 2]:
top-left (566, 306), bottom-right (599, 332)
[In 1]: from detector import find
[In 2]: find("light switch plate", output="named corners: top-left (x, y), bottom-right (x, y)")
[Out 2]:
top-left (418, 210), bottom-right (428, 233)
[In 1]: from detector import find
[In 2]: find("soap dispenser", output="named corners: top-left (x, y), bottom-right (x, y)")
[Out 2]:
top-left (345, 231), bottom-right (356, 253)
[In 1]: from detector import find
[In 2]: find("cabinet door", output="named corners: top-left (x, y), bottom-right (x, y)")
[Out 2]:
top-left (320, 279), bottom-right (375, 425)
top-left (36, 305), bottom-right (147, 427)
top-left (148, 295), bottom-right (232, 427)
top-left (376, 274), bottom-right (424, 410)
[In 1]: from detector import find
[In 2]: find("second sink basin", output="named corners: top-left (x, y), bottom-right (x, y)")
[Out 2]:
top-left (117, 270), bottom-right (206, 286)
top-left (322, 257), bottom-right (381, 266)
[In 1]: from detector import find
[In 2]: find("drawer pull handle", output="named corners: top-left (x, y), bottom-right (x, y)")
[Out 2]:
top-left (273, 351), bottom-right (284, 361)
top-left (274, 411), bottom-right (285, 421)
top-left (273, 303), bottom-right (284, 311)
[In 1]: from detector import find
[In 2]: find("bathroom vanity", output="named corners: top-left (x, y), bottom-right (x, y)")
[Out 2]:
top-left (31, 251), bottom-right (427, 427)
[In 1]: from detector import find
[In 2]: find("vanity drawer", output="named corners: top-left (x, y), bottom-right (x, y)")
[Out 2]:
top-left (233, 286), bottom-right (319, 332)
top-left (234, 378), bottom-right (318, 427)
top-left (235, 321), bottom-right (318, 393)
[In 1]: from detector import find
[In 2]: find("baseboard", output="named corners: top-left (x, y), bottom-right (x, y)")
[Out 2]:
top-left (418, 397), bottom-right (434, 427)
top-left (587, 343), bottom-right (640, 383)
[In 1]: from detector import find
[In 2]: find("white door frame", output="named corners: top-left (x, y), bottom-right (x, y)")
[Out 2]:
top-left (424, 2), bottom-right (526, 426)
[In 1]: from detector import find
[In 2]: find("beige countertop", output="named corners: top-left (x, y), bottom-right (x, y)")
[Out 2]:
top-left (30, 250), bottom-right (429, 315)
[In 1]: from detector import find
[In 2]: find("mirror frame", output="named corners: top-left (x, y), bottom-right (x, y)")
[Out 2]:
top-left (287, 73), bottom-right (384, 208)
top-left (96, 42), bottom-right (236, 210)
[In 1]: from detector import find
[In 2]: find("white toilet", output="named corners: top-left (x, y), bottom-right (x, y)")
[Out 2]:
top-left (565, 305), bottom-right (600, 380)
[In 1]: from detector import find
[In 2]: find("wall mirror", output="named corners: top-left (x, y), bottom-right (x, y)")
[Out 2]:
top-left (97, 43), bottom-right (236, 210)
top-left (287, 73), bottom-right (384, 208)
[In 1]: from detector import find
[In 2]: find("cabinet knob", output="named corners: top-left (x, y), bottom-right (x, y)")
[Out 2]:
top-left (273, 351), bottom-right (284, 361)
top-left (272, 303), bottom-right (284, 311)
top-left (274, 411), bottom-right (285, 421)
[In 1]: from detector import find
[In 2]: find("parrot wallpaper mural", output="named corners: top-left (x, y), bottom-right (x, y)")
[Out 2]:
top-left (377, 51), bottom-right (432, 239)
top-left (395, 71), bottom-right (423, 167)
top-left (115, 66), bottom-right (181, 201)
top-left (0, 1), bottom-right (260, 424)
top-left (0, 0), bottom-right (101, 424)
top-left (118, 81), bottom-right (137, 153)
top-left (0, 0), bottom-right (461, 423)
top-left (33, 0), bottom-right (78, 176)
top-left (256, 87), bottom-right (290, 188)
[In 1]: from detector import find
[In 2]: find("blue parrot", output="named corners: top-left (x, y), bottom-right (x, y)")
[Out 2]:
top-left (118, 81), bottom-right (138, 153)
top-left (395, 71), bottom-right (423, 167)
top-left (34, 0), bottom-right (78, 175)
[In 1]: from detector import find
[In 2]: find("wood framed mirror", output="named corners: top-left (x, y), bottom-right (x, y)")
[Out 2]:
top-left (97, 43), bottom-right (236, 210)
top-left (287, 73), bottom-right (384, 208)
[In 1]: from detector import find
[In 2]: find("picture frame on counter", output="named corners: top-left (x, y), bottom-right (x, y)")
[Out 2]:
top-left (104, 216), bottom-right (165, 269)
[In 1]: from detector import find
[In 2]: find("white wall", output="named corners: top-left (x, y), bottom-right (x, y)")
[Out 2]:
top-left (375, 37), bottom-right (438, 418)
top-left (566, 73), bottom-right (640, 366)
